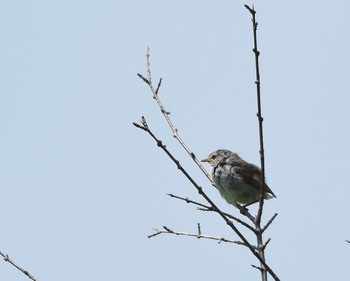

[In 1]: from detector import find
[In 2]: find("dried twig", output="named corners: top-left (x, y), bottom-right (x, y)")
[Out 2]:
top-left (167, 193), bottom-right (256, 232)
top-left (244, 5), bottom-right (279, 281)
top-left (262, 213), bottom-right (278, 234)
top-left (137, 47), bottom-right (211, 183)
top-left (0, 251), bottom-right (38, 281)
top-left (244, 4), bottom-right (266, 227)
top-left (148, 225), bottom-right (249, 247)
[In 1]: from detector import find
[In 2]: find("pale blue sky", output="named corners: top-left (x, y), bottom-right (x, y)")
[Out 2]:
top-left (1, 1), bottom-right (350, 280)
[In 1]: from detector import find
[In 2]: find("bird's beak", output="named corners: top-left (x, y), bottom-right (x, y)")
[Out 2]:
top-left (201, 158), bottom-right (208, 163)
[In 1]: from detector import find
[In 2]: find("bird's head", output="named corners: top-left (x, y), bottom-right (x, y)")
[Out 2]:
top-left (201, 149), bottom-right (238, 167)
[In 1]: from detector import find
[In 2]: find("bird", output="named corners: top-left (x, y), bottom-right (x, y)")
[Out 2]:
top-left (201, 149), bottom-right (276, 208)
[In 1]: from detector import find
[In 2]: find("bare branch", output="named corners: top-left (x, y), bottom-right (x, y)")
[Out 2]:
top-left (262, 213), bottom-right (278, 233)
top-left (244, 4), bottom-right (256, 15)
top-left (252, 264), bottom-right (264, 272)
top-left (0, 251), bottom-right (38, 281)
top-left (148, 225), bottom-right (251, 247)
top-left (137, 47), bottom-right (212, 182)
top-left (136, 73), bottom-right (150, 85)
top-left (260, 238), bottom-right (271, 251)
top-left (197, 223), bottom-right (202, 236)
top-left (245, 3), bottom-right (266, 227)
top-left (167, 193), bottom-right (256, 232)
top-left (245, 5), bottom-right (279, 281)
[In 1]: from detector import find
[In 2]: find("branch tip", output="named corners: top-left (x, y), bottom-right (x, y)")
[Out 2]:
top-left (251, 264), bottom-right (264, 272)
top-left (244, 4), bottom-right (256, 15)
top-left (155, 78), bottom-right (162, 95)
top-left (137, 73), bottom-right (150, 85)
top-left (197, 223), bottom-right (202, 236)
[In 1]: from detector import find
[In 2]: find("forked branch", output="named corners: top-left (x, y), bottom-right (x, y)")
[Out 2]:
top-left (137, 48), bottom-right (211, 182)
top-left (148, 224), bottom-right (249, 247)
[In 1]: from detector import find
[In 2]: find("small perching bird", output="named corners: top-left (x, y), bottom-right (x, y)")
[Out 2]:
top-left (201, 149), bottom-right (276, 208)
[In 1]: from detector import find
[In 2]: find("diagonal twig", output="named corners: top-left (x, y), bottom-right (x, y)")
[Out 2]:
top-left (167, 193), bottom-right (256, 232)
top-left (137, 47), bottom-right (212, 183)
top-left (262, 213), bottom-right (278, 233)
top-left (0, 251), bottom-right (38, 281)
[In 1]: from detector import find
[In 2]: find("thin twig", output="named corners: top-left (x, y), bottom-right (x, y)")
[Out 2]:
top-left (167, 193), bottom-right (256, 232)
top-left (260, 238), bottom-right (271, 251)
top-left (252, 264), bottom-right (264, 272)
top-left (244, 4), bottom-right (265, 227)
top-left (262, 213), bottom-right (278, 233)
top-left (137, 47), bottom-right (212, 183)
top-left (0, 251), bottom-right (38, 281)
top-left (245, 5), bottom-right (280, 281)
top-left (197, 223), bottom-right (202, 236)
top-left (148, 226), bottom-right (251, 247)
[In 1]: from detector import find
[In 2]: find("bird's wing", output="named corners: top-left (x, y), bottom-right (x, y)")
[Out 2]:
top-left (231, 161), bottom-right (276, 198)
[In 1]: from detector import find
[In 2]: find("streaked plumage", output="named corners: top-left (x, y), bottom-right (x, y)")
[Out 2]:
top-left (202, 149), bottom-right (276, 207)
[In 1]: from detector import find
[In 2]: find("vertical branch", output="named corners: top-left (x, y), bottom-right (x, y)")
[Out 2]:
top-left (244, 4), bottom-right (266, 224)
top-left (245, 4), bottom-right (267, 281)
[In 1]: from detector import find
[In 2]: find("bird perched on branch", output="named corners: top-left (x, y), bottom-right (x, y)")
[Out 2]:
top-left (201, 149), bottom-right (276, 208)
